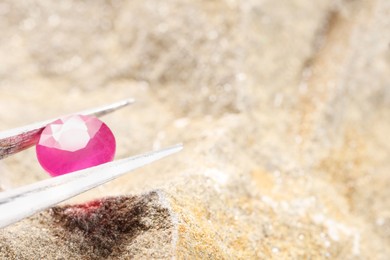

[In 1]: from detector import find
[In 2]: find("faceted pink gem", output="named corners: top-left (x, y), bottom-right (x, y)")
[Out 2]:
top-left (36, 115), bottom-right (116, 177)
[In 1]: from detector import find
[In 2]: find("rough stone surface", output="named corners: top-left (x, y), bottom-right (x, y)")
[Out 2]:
top-left (0, 191), bottom-right (176, 259)
top-left (0, 0), bottom-right (390, 259)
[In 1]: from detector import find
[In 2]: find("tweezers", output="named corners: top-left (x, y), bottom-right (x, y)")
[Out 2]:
top-left (0, 99), bottom-right (182, 228)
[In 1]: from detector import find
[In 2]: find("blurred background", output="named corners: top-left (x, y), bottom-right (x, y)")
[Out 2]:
top-left (0, 0), bottom-right (390, 258)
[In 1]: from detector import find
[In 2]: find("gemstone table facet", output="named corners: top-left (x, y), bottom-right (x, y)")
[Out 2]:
top-left (36, 115), bottom-right (116, 176)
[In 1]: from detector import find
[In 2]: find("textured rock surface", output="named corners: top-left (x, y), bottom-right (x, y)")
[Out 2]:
top-left (1, 0), bottom-right (390, 259)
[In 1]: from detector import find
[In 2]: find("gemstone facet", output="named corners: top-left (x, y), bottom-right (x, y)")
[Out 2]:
top-left (36, 115), bottom-right (116, 176)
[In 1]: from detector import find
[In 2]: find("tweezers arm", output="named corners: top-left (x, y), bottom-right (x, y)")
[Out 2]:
top-left (0, 144), bottom-right (182, 229)
top-left (0, 129), bottom-right (41, 160)
top-left (0, 99), bottom-right (133, 160)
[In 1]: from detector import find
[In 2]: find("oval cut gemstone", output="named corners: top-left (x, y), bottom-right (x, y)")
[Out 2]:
top-left (36, 115), bottom-right (116, 177)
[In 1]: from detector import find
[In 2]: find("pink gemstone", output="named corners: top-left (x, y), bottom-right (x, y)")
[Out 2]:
top-left (36, 115), bottom-right (116, 177)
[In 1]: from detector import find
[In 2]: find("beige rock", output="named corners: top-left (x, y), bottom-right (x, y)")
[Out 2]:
top-left (0, 0), bottom-right (390, 259)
